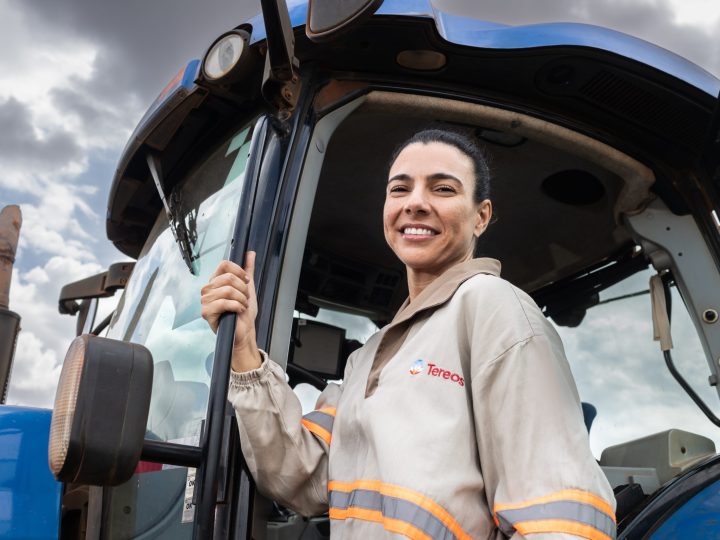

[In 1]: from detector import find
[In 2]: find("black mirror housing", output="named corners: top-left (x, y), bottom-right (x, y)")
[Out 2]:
top-left (49, 335), bottom-right (153, 486)
top-left (306, 0), bottom-right (383, 42)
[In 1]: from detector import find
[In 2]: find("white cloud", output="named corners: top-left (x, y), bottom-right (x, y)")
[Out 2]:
top-left (667, 0), bottom-right (720, 30)
top-left (0, 1), bottom-right (96, 128)
top-left (5, 330), bottom-right (62, 408)
top-left (5, 257), bottom-right (104, 407)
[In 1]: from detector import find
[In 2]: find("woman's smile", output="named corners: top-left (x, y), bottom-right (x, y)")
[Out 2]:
top-left (399, 223), bottom-right (439, 240)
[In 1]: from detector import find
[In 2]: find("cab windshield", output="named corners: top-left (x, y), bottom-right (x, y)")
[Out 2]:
top-left (106, 121), bottom-right (255, 444)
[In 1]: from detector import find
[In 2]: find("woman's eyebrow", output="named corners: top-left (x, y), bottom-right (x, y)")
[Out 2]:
top-left (388, 172), bottom-right (463, 183)
top-left (388, 173), bottom-right (411, 183)
top-left (427, 172), bottom-right (462, 183)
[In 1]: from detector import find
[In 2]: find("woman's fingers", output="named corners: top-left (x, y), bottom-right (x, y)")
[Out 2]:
top-left (201, 298), bottom-right (249, 332)
top-left (201, 285), bottom-right (249, 308)
top-left (202, 253), bottom-right (258, 335)
top-left (202, 273), bottom-right (248, 297)
top-left (209, 259), bottom-right (251, 284)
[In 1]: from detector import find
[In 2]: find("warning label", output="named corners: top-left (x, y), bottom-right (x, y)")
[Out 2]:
top-left (182, 468), bottom-right (196, 524)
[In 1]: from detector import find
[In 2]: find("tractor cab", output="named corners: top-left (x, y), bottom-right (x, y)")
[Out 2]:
top-left (48, 1), bottom-right (720, 539)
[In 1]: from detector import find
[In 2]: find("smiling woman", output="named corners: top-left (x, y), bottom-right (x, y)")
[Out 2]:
top-left (384, 129), bottom-right (493, 298)
top-left (203, 127), bottom-right (617, 539)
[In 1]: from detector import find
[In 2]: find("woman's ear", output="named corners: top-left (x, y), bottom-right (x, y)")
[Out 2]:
top-left (474, 199), bottom-right (492, 237)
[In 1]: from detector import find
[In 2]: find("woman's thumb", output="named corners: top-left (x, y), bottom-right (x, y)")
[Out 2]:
top-left (244, 251), bottom-right (256, 282)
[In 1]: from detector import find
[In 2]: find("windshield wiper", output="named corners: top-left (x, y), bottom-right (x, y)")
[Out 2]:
top-left (146, 152), bottom-right (198, 274)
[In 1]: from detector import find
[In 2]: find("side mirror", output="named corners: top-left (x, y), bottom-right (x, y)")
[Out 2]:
top-left (49, 335), bottom-right (153, 486)
top-left (306, 0), bottom-right (384, 42)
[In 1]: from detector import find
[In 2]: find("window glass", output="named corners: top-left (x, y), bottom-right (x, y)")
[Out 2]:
top-left (306, 308), bottom-right (378, 343)
top-left (555, 268), bottom-right (720, 458)
top-left (101, 120), bottom-right (257, 539)
top-left (106, 123), bottom-right (255, 444)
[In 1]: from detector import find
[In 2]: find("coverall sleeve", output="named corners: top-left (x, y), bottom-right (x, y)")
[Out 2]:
top-left (228, 350), bottom-right (346, 516)
top-left (470, 292), bottom-right (616, 539)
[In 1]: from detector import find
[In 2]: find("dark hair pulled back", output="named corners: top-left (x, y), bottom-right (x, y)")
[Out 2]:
top-left (388, 128), bottom-right (491, 203)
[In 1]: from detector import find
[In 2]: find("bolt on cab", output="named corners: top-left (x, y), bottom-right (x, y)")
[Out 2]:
top-left (4, 0), bottom-right (720, 538)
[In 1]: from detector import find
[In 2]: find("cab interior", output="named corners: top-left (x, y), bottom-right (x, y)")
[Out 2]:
top-left (291, 91), bottom-right (653, 329)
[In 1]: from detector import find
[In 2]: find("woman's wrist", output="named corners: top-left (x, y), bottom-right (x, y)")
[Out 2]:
top-left (231, 335), bottom-right (263, 373)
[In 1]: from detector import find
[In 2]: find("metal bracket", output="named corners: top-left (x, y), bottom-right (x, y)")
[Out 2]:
top-left (58, 262), bottom-right (135, 315)
top-left (260, 0), bottom-right (301, 119)
top-left (626, 199), bottom-right (720, 399)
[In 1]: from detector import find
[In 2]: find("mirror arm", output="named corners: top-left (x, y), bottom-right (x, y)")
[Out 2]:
top-left (91, 312), bottom-right (114, 336)
top-left (140, 439), bottom-right (202, 469)
top-left (261, 0), bottom-right (297, 81)
top-left (58, 262), bottom-right (134, 315)
top-left (260, 0), bottom-right (301, 115)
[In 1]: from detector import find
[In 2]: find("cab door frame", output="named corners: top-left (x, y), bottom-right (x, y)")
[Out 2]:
top-left (214, 74), bottom-right (320, 539)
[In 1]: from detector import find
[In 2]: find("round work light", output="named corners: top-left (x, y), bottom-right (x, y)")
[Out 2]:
top-left (202, 30), bottom-right (251, 83)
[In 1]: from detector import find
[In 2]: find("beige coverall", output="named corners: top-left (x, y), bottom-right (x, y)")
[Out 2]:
top-left (228, 258), bottom-right (616, 539)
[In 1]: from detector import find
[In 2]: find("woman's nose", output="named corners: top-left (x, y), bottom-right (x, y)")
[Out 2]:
top-left (403, 188), bottom-right (430, 214)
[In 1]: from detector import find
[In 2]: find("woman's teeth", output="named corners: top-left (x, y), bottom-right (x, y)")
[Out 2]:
top-left (403, 227), bottom-right (436, 236)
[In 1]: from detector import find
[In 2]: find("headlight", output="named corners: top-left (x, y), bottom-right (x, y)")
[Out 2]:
top-left (202, 30), bottom-right (250, 82)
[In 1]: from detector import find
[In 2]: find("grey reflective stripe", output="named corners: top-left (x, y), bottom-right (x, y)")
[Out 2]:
top-left (302, 410), bottom-right (334, 433)
top-left (329, 488), bottom-right (459, 540)
top-left (496, 500), bottom-right (616, 539)
top-left (495, 513), bottom-right (516, 538)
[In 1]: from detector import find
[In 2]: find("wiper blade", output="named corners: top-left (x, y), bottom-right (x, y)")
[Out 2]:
top-left (146, 152), bottom-right (198, 274)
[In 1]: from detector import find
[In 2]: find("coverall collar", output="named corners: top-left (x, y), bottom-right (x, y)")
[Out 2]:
top-left (393, 258), bottom-right (502, 325)
top-left (365, 257), bottom-right (501, 397)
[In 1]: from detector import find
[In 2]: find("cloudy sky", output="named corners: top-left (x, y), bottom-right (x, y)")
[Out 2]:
top-left (2, 0), bottom-right (720, 456)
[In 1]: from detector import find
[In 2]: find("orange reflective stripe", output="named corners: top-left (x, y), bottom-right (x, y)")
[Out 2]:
top-left (328, 480), bottom-right (472, 540)
top-left (318, 407), bottom-right (336, 416)
top-left (515, 518), bottom-right (613, 540)
top-left (494, 489), bottom-right (615, 523)
top-left (329, 507), bottom-right (433, 540)
top-left (301, 418), bottom-right (332, 445)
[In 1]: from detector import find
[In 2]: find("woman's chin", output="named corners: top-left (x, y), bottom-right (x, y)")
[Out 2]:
top-left (400, 251), bottom-right (472, 278)
top-left (402, 257), bottom-right (447, 276)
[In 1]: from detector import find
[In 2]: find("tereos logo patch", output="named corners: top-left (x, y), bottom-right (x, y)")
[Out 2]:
top-left (409, 359), bottom-right (425, 375)
top-left (409, 359), bottom-right (464, 387)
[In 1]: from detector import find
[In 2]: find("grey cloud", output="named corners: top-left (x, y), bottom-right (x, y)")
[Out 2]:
top-left (18, 0), bottom-right (261, 108)
top-left (0, 97), bottom-right (83, 169)
top-left (49, 69), bottom-right (141, 149)
top-left (51, 86), bottom-right (104, 128)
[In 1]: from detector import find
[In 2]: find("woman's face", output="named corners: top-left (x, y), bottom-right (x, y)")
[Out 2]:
top-left (384, 141), bottom-right (492, 277)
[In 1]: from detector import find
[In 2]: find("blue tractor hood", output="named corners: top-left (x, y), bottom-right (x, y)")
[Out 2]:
top-left (247, 0), bottom-right (719, 96)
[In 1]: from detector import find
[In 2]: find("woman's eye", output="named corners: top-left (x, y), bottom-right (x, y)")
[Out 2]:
top-left (389, 185), bottom-right (409, 193)
top-left (435, 185), bottom-right (456, 193)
